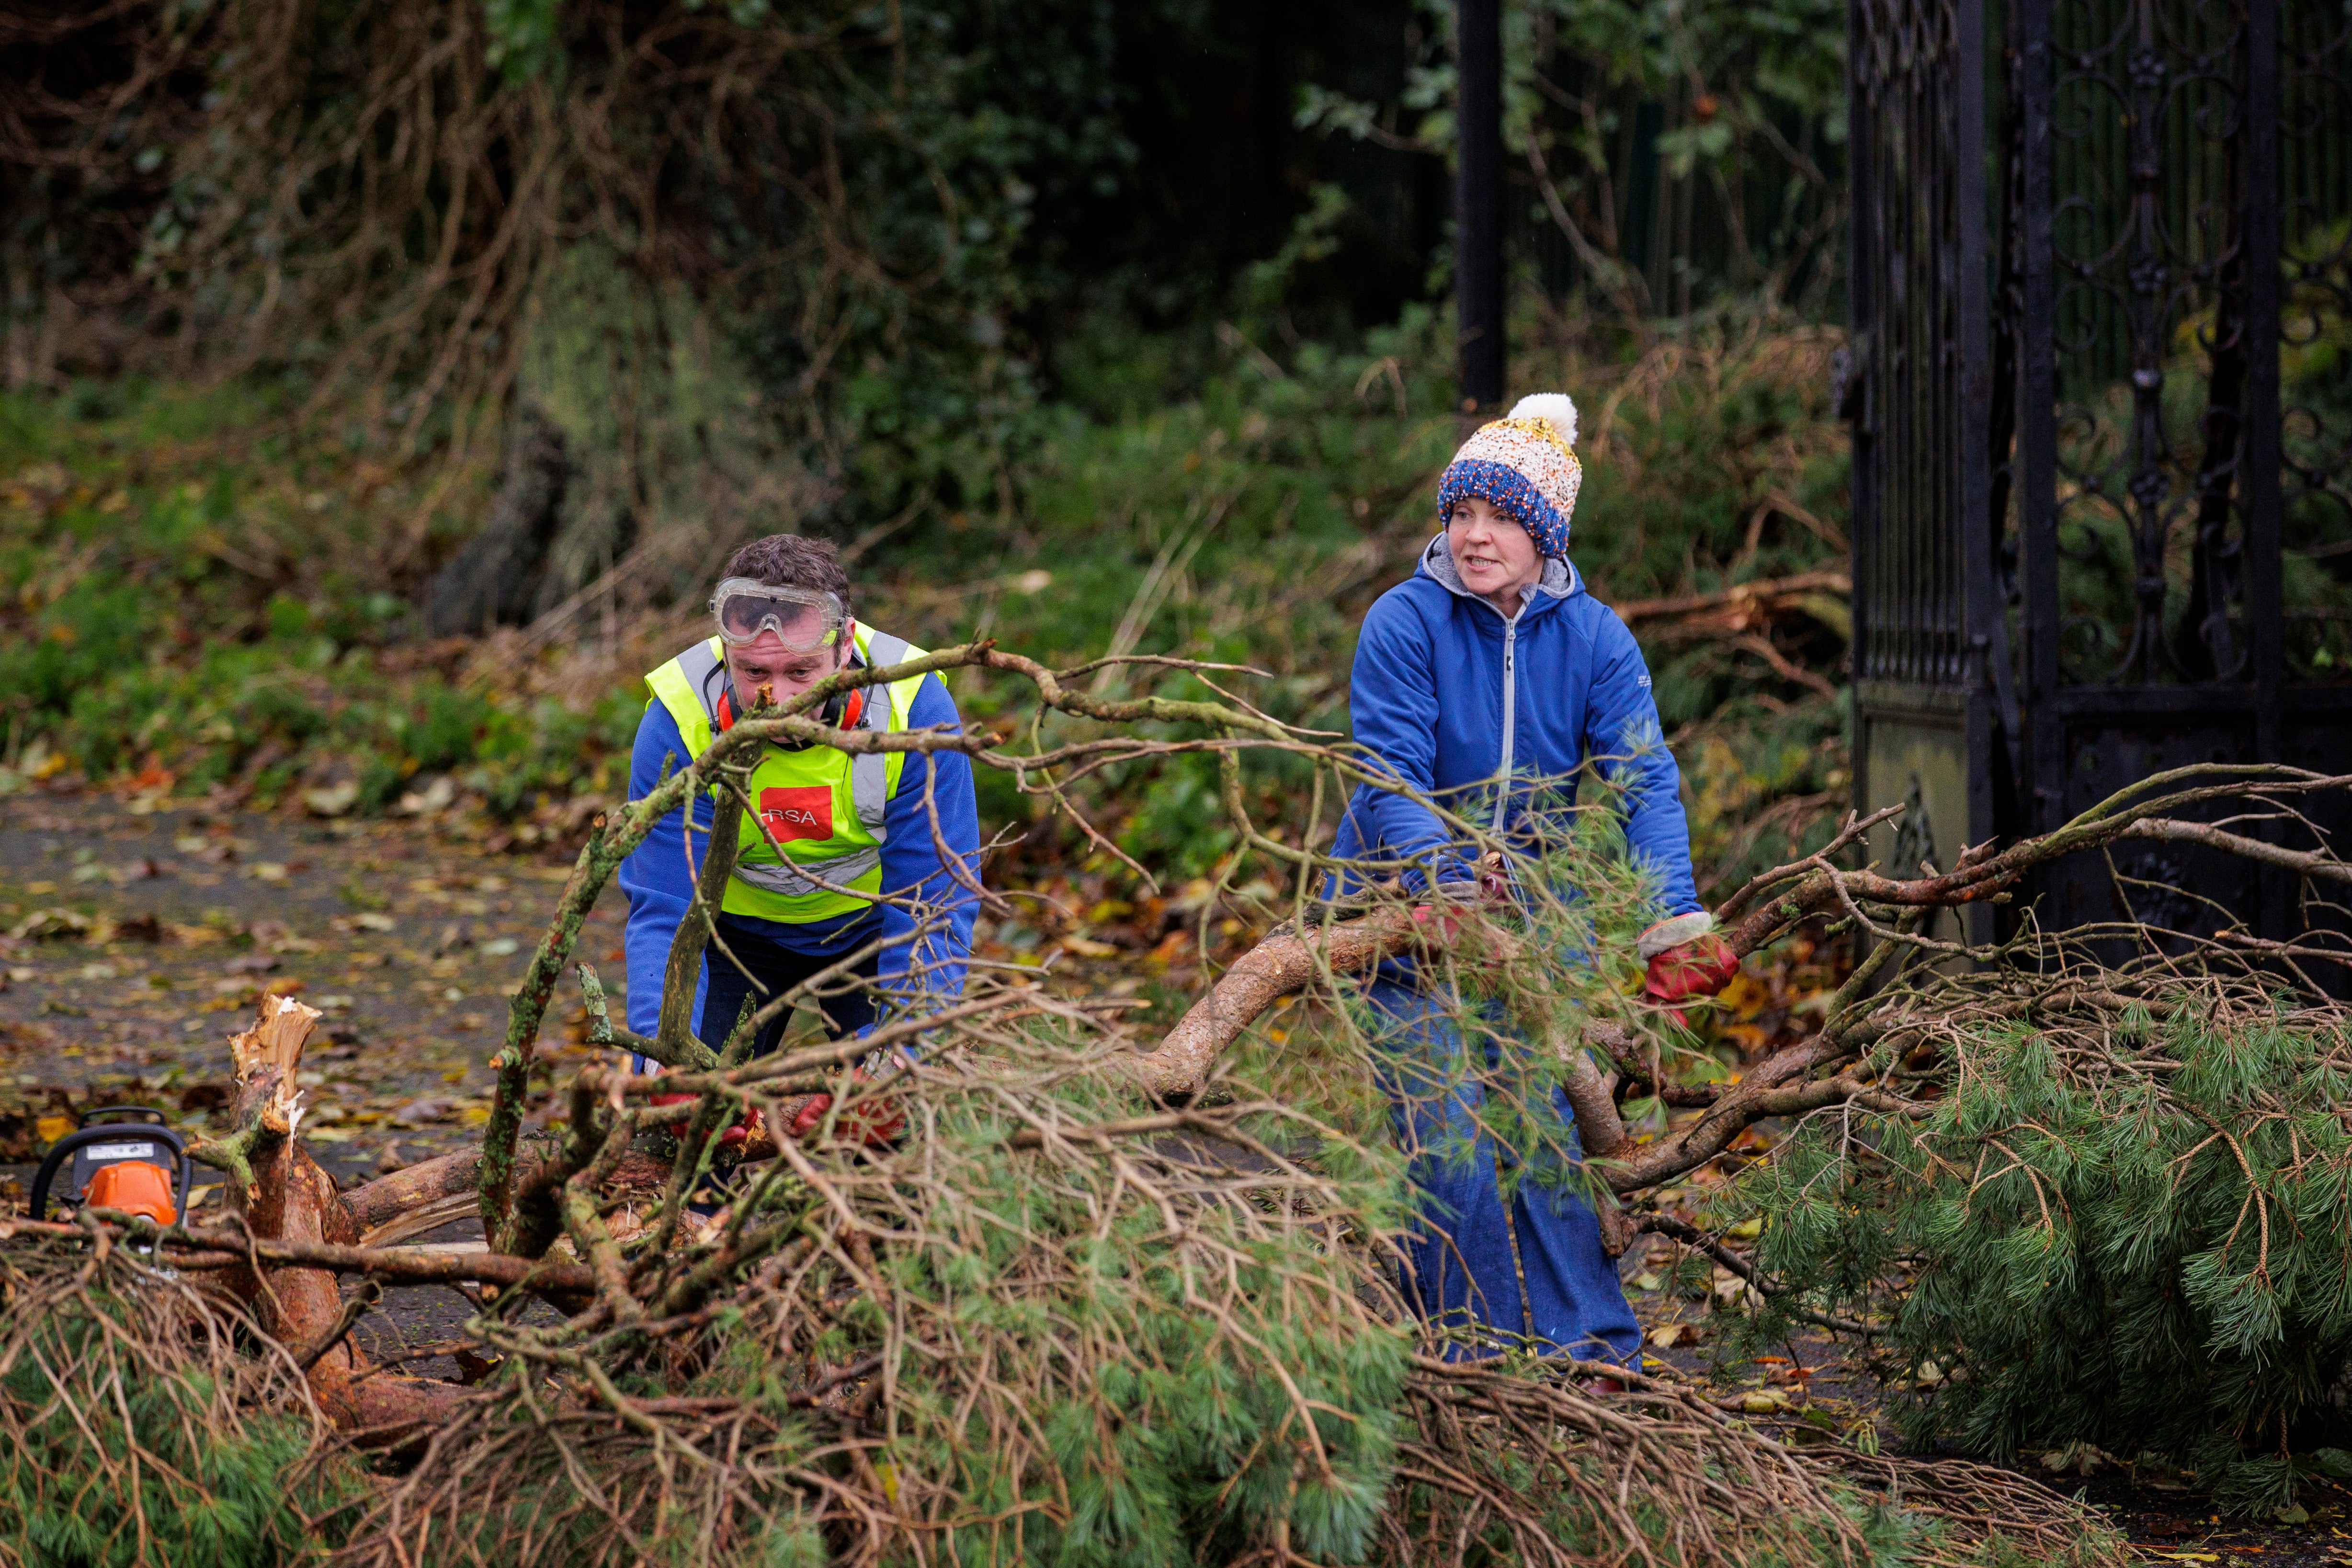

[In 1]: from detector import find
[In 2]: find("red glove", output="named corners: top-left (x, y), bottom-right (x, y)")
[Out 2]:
top-left (1642, 933), bottom-right (1740, 1007)
top-left (788, 1072), bottom-right (906, 1148)
top-left (1409, 854), bottom-right (1513, 944)
top-left (651, 1091), bottom-right (763, 1147)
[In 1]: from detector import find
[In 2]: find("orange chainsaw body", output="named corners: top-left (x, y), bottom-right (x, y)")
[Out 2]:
top-left (81, 1159), bottom-right (179, 1226)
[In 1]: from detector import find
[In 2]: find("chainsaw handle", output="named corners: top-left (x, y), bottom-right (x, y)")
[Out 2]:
top-left (77, 1105), bottom-right (171, 1127)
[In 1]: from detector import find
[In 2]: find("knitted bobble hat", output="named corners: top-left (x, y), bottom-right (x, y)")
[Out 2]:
top-left (1433, 393), bottom-right (1584, 558)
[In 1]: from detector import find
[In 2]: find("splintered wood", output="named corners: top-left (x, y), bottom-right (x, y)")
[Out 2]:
top-left (228, 991), bottom-right (325, 1138)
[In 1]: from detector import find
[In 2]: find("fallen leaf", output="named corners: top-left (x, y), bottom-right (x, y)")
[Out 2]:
top-left (113, 912), bottom-right (163, 943)
top-left (222, 953), bottom-right (279, 975)
top-left (34, 1114), bottom-right (74, 1147)
top-left (399, 776), bottom-right (456, 815)
top-left (11, 909), bottom-right (91, 941)
top-left (303, 782), bottom-right (360, 818)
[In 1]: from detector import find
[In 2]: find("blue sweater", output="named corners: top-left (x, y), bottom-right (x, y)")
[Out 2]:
top-left (616, 671), bottom-right (980, 1037)
top-left (1329, 536), bottom-right (1701, 916)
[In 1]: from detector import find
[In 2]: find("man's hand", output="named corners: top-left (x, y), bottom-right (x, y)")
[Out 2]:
top-left (788, 1072), bottom-right (906, 1148)
top-left (651, 1091), bottom-right (764, 1147)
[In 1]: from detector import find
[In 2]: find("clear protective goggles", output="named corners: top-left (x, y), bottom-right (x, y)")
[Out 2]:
top-left (709, 579), bottom-right (845, 651)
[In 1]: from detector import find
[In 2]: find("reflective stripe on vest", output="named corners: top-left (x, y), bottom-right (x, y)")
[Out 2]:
top-left (643, 626), bottom-right (929, 923)
top-left (852, 631), bottom-right (910, 839)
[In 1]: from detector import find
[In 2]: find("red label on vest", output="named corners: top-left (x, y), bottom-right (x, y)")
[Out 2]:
top-left (757, 785), bottom-right (834, 844)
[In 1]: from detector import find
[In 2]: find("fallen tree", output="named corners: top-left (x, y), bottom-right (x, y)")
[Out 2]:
top-left (21, 640), bottom-right (2292, 1563)
top-left (1738, 930), bottom-right (2352, 1512)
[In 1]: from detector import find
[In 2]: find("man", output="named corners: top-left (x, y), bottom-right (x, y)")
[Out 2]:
top-left (619, 534), bottom-right (979, 1071)
top-left (1329, 392), bottom-right (1738, 1361)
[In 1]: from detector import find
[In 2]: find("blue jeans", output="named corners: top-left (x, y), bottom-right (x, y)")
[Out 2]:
top-left (630, 920), bottom-right (880, 1076)
top-left (1365, 977), bottom-right (1641, 1363)
top-left (697, 926), bottom-right (878, 1057)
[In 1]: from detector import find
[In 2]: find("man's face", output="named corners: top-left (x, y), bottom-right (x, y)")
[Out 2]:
top-left (724, 609), bottom-right (849, 709)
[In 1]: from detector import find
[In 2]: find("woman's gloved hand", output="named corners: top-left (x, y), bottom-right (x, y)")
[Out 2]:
top-left (1637, 912), bottom-right (1739, 1010)
top-left (1410, 852), bottom-right (1513, 943)
top-left (1642, 934), bottom-right (1740, 1004)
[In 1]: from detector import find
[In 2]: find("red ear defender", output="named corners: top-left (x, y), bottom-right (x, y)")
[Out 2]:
top-left (714, 686), bottom-right (737, 732)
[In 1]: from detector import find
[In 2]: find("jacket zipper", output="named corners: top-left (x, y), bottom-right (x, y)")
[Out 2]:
top-left (1495, 615), bottom-right (1518, 830)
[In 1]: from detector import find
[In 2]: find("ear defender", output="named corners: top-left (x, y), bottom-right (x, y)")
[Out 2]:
top-left (714, 681), bottom-right (864, 737)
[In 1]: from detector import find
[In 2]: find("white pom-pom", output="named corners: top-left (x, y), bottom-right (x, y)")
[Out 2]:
top-left (1507, 392), bottom-right (1579, 447)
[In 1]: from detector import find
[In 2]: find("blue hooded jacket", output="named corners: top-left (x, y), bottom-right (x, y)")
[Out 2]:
top-left (1329, 535), bottom-right (1701, 917)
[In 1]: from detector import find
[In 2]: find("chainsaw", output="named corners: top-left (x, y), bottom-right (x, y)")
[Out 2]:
top-left (30, 1105), bottom-right (193, 1228)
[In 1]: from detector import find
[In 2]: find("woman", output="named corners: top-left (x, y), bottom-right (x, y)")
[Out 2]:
top-left (1330, 393), bottom-right (1738, 1360)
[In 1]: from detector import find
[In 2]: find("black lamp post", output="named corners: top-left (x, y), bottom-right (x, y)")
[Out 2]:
top-left (1456, 0), bottom-right (1503, 417)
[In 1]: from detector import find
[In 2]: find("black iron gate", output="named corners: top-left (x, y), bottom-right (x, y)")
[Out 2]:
top-left (1848, 0), bottom-right (2352, 938)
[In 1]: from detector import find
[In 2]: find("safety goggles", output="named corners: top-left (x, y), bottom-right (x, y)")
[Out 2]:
top-left (709, 579), bottom-right (845, 651)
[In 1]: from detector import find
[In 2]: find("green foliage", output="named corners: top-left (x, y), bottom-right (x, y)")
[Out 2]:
top-left (1298, 0), bottom-right (1846, 310)
top-left (1742, 992), bottom-right (2352, 1511)
top-left (948, 311), bottom-right (1852, 886)
top-left (875, 1095), bottom-right (1412, 1566)
top-left (364, 955), bottom-right (2092, 1567)
top-left (0, 1254), bottom-right (366, 1566)
top-left (483, 0), bottom-right (562, 79)
top-left (0, 307), bottom-right (1853, 890)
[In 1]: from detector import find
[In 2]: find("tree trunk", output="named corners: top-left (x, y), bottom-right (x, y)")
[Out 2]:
top-left (423, 405), bottom-right (568, 635)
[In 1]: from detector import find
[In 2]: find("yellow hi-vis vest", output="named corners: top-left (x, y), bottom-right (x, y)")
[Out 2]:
top-left (643, 625), bottom-right (930, 925)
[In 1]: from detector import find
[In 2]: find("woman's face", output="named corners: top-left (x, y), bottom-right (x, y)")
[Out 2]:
top-left (1445, 497), bottom-right (1543, 610)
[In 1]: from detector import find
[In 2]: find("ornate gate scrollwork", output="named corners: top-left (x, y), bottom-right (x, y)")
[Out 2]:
top-left (1850, 0), bottom-right (2352, 943)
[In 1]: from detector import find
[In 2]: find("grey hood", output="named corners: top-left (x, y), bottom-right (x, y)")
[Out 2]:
top-left (1416, 534), bottom-right (1581, 615)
